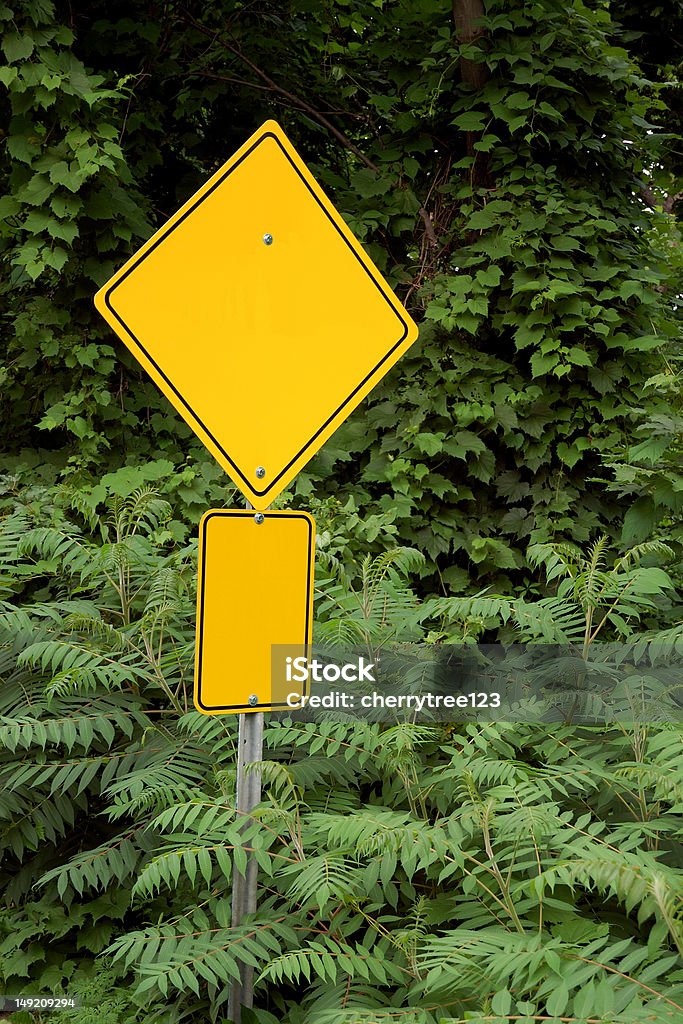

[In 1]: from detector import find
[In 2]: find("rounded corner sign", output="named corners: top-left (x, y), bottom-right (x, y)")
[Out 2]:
top-left (94, 119), bottom-right (419, 509)
top-left (194, 508), bottom-right (315, 715)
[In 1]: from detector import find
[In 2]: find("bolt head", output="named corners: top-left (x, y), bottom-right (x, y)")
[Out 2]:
top-left (254, 512), bottom-right (265, 525)
top-left (263, 233), bottom-right (273, 245)
top-left (255, 466), bottom-right (266, 479)
top-left (248, 694), bottom-right (258, 706)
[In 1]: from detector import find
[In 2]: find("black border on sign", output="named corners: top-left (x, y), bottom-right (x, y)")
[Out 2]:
top-left (104, 131), bottom-right (410, 500)
top-left (195, 510), bottom-right (313, 713)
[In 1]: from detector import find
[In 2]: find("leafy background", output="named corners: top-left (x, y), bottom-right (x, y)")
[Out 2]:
top-left (1, 0), bottom-right (682, 1022)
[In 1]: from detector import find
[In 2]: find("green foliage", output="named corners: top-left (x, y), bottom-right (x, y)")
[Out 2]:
top-left (1, 0), bottom-right (681, 591)
top-left (0, 0), bottom-right (150, 463)
top-left (1, 2), bottom-right (683, 1023)
top-left (13, 701), bottom-right (683, 1023)
top-left (443, 536), bottom-right (680, 645)
top-left (0, 488), bottom-right (682, 1022)
top-left (316, 546), bottom-right (426, 644)
top-left (314, 532), bottom-right (681, 646)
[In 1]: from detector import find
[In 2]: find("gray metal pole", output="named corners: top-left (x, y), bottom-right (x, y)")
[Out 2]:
top-left (228, 710), bottom-right (264, 1021)
top-left (228, 500), bottom-right (265, 1023)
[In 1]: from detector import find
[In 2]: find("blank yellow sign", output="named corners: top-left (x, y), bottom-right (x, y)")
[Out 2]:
top-left (194, 509), bottom-right (314, 714)
top-left (94, 120), bottom-right (418, 508)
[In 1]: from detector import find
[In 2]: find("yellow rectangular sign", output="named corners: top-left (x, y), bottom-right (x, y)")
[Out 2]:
top-left (194, 509), bottom-right (315, 714)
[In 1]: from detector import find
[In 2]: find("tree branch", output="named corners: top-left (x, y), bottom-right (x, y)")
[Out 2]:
top-left (418, 207), bottom-right (438, 247)
top-left (640, 185), bottom-right (683, 213)
top-left (181, 9), bottom-right (379, 172)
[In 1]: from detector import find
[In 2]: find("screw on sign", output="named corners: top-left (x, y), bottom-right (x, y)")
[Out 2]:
top-left (94, 120), bottom-right (418, 1020)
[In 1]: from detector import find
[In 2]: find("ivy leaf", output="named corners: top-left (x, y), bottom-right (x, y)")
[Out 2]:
top-left (414, 433), bottom-right (444, 456)
top-left (0, 195), bottom-right (20, 218)
top-left (49, 160), bottom-right (84, 192)
top-left (621, 497), bottom-right (657, 546)
top-left (0, 65), bottom-right (18, 85)
top-left (2, 31), bottom-right (34, 61)
top-left (21, 173), bottom-right (55, 205)
top-left (476, 265), bottom-right (503, 287)
top-left (620, 280), bottom-right (645, 300)
top-left (530, 352), bottom-right (559, 377)
top-left (453, 111), bottom-right (488, 131)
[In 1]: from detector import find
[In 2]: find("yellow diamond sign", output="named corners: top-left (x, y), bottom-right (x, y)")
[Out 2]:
top-left (94, 120), bottom-right (418, 507)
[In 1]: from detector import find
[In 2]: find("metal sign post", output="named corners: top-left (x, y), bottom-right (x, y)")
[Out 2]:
top-left (228, 495), bottom-right (264, 1015)
top-left (228, 499), bottom-right (264, 1022)
top-left (228, 708), bottom-right (264, 1022)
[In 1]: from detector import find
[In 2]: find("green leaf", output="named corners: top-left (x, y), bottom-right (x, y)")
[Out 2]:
top-left (453, 111), bottom-right (488, 131)
top-left (414, 433), bottom-right (444, 456)
top-left (621, 497), bottom-right (657, 545)
top-left (0, 64), bottom-right (18, 85)
top-left (48, 161), bottom-right (84, 192)
top-left (491, 989), bottom-right (512, 1014)
top-left (2, 32), bottom-right (34, 62)
top-left (0, 195), bottom-right (20, 218)
top-left (545, 981), bottom-right (569, 1017)
top-left (619, 280), bottom-right (644, 300)
top-left (476, 265), bottom-right (503, 287)
top-left (530, 352), bottom-right (559, 377)
top-left (21, 173), bottom-right (55, 205)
